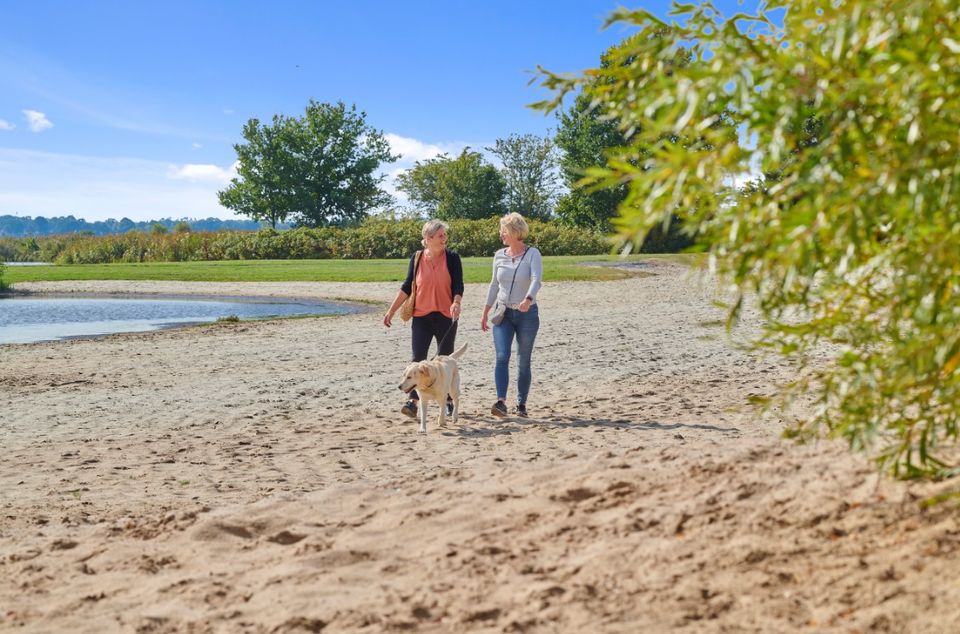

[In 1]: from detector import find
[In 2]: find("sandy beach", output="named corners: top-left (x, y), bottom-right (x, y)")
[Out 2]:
top-left (2, 260), bottom-right (958, 633)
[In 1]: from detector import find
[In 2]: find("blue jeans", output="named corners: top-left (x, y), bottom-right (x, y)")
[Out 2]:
top-left (493, 305), bottom-right (539, 405)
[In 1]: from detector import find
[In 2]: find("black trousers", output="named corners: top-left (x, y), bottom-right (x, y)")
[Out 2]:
top-left (409, 311), bottom-right (458, 401)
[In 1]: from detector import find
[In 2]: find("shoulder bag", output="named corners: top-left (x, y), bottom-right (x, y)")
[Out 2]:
top-left (399, 250), bottom-right (422, 322)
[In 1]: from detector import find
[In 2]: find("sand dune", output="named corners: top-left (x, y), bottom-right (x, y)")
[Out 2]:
top-left (2, 261), bottom-right (958, 632)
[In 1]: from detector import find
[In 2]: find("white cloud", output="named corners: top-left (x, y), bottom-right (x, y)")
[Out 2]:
top-left (384, 133), bottom-right (452, 163)
top-left (22, 110), bottom-right (53, 132)
top-left (0, 119), bottom-right (13, 131)
top-left (167, 162), bottom-right (237, 184)
top-left (191, 142), bottom-right (203, 149)
top-left (0, 148), bottom-right (240, 221)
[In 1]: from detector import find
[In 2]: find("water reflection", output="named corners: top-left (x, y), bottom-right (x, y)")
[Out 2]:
top-left (0, 294), bottom-right (360, 344)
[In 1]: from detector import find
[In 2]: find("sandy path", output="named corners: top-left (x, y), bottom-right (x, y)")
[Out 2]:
top-left (1, 262), bottom-right (958, 633)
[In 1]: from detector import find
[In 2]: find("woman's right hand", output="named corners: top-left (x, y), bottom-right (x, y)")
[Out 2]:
top-left (480, 308), bottom-right (489, 332)
top-left (383, 311), bottom-right (394, 328)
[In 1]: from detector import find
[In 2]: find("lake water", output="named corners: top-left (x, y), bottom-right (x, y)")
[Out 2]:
top-left (0, 294), bottom-right (361, 344)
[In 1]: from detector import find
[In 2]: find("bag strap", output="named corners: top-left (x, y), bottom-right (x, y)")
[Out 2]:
top-left (504, 247), bottom-right (528, 298)
top-left (409, 250), bottom-right (422, 298)
top-left (411, 250), bottom-right (422, 287)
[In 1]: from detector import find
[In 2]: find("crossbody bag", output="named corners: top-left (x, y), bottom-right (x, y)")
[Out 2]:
top-left (489, 247), bottom-right (528, 326)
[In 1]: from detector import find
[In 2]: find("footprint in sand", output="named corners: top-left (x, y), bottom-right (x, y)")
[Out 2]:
top-left (267, 530), bottom-right (307, 545)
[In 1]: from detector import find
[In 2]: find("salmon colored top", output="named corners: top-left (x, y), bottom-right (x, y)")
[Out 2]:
top-left (414, 251), bottom-right (453, 318)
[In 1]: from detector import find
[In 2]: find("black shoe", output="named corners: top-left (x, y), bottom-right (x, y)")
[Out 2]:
top-left (446, 399), bottom-right (454, 416)
top-left (514, 404), bottom-right (528, 417)
top-left (491, 400), bottom-right (508, 417)
top-left (401, 400), bottom-right (418, 418)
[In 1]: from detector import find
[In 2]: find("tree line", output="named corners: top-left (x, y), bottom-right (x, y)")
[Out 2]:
top-left (0, 218), bottom-right (610, 265)
top-left (0, 215), bottom-right (275, 238)
top-left (3, 46), bottom-right (677, 247)
top-left (217, 94), bottom-right (647, 237)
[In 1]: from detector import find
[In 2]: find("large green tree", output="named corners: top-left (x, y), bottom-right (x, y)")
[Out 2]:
top-left (219, 100), bottom-right (398, 228)
top-left (486, 133), bottom-right (559, 220)
top-left (551, 39), bottom-right (701, 252)
top-left (538, 0), bottom-right (960, 479)
top-left (396, 148), bottom-right (507, 220)
top-left (553, 87), bottom-right (628, 230)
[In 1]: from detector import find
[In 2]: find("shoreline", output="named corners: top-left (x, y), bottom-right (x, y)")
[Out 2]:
top-left (2, 266), bottom-right (958, 632)
top-left (0, 287), bottom-right (371, 346)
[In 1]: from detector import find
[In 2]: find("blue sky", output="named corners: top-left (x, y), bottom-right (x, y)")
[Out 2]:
top-left (0, 0), bottom-right (755, 222)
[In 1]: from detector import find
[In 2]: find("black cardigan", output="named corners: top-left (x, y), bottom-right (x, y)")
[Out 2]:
top-left (400, 248), bottom-right (464, 298)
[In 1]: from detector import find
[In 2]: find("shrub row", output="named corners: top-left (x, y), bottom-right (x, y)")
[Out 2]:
top-left (1, 218), bottom-right (695, 264)
top-left (1, 218), bottom-right (619, 264)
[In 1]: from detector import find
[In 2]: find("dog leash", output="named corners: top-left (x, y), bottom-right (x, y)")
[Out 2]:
top-left (430, 317), bottom-right (459, 360)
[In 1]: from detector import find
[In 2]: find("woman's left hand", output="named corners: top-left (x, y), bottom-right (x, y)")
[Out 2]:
top-left (518, 298), bottom-right (532, 313)
top-left (450, 302), bottom-right (462, 320)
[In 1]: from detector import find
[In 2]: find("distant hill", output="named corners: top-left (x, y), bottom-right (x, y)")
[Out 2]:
top-left (0, 215), bottom-right (287, 237)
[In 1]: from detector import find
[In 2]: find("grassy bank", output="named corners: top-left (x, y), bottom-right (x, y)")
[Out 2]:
top-left (3, 254), bottom-right (692, 285)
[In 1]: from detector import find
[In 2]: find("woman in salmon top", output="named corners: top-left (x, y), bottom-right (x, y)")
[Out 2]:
top-left (383, 220), bottom-right (464, 418)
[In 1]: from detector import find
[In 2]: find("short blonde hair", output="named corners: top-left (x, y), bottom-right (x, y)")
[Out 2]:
top-left (421, 219), bottom-right (449, 247)
top-left (499, 212), bottom-right (529, 240)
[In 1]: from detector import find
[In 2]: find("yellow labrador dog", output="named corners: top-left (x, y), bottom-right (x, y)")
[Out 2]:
top-left (398, 344), bottom-right (467, 433)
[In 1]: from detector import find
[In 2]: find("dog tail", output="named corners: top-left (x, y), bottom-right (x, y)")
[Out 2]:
top-left (451, 343), bottom-right (468, 359)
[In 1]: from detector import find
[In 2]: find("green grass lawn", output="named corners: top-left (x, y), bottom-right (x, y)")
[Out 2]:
top-left (4, 254), bottom-right (695, 285)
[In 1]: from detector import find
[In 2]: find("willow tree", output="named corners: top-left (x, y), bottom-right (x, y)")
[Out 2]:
top-left (536, 0), bottom-right (960, 479)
